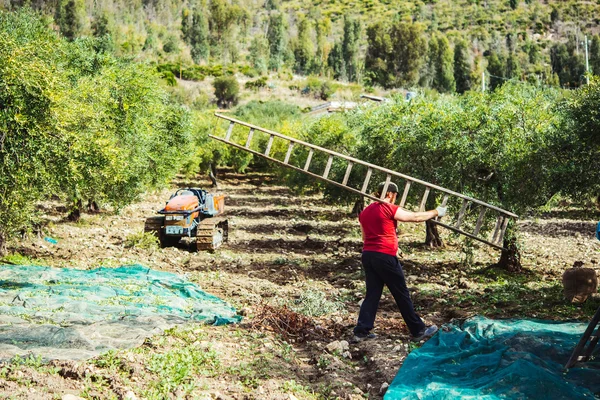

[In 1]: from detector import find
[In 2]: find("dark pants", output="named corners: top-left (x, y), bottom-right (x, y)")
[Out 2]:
top-left (354, 251), bottom-right (425, 336)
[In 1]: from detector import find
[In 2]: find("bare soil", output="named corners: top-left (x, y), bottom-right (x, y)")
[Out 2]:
top-left (1, 170), bottom-right (599, 400)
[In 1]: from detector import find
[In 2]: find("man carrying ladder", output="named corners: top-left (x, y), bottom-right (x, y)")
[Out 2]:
top-left (353, 182), bottom-right (446, 343)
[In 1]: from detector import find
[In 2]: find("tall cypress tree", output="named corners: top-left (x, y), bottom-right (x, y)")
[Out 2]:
top-left (389, 21), bottom-right (427, 87)
top-left (487, 51), bottom-right (507, 90)
top-left (342, 17), bottom-right (361, 82)
top-left (294, 17), bottom-right (314, 74)
top-left (328, 41), bottom-right (346, 81)
top-left (56, 0), bottom-right (83, 40)
top-left (454, 40), bottom-right (472, 94)
top-left (249, 36), bottom-right (269, 74)
top-left (190, 9), bottom-right (210, 63)
top-left (267, 11), bottom-right (286, 71)
top-left (430, 33), bottom-right (455, 93)
top-left (589, 35), bottom-right (600, 76)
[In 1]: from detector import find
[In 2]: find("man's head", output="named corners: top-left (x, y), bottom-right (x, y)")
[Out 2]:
top-left (377, 181), bottom-right (398, 201)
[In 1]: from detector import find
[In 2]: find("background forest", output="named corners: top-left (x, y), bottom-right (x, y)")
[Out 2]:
top-left (2, 0), bottom-right (600, 90)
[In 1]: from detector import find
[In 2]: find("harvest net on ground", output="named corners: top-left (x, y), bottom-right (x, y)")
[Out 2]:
top-left (386, 316), bottom-right (600, 399)
top-left (0, 264), bottom-right (240, 361)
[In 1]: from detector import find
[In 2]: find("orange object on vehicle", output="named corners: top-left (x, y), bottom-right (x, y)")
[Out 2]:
top-left (165, 195), bottom-right (199, 212)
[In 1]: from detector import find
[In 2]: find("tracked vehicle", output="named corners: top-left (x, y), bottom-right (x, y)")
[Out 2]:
top-left (144, 188), bottom-right (228, 251)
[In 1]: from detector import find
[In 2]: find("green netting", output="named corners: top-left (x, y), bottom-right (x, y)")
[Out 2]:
top-left (0, 264), bottom-right (240, 361)
top-left (386, 316), bottom-right (600, 399)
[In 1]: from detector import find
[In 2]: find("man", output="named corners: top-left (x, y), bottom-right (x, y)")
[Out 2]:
top-left (353, 181), bottom-right (447, 343)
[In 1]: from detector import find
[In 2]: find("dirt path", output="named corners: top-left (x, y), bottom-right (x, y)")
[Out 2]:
top-left (1, 170), bottom-right (599, 399)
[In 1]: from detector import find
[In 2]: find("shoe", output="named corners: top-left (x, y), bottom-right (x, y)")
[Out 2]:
top-left (411, 325), bottom-right (438, 342)
top-left (351, 332), bottom-right (377, 343)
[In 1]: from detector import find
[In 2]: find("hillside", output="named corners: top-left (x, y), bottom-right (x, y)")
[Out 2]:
top-left (2, 0), bottom-right (599, 89)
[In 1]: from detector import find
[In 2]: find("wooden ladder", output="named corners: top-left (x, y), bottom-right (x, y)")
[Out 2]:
top-left (210, 113), bottom-right (518, 250)
top-left (565, 306), bottom-right (600, 368)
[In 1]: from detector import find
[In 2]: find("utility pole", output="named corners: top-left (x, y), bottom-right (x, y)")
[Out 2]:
top-left (585, 35), bottom-right (590, 85)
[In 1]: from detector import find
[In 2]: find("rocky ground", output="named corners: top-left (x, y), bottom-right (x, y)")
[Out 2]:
top-left (0, 169), bottom-right (599, 400)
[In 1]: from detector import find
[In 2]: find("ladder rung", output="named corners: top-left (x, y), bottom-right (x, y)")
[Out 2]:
top-left (284, 142), bottom-right (294, 164)
top-left (473, 207), bottom-right (487, 236)
top-left (437, 195), bottom-right (449, 221)
top-left (400, 181), bottom-right (411, 207)
top-left (455, 199), bottom-right (469, 229)
top-left (304, 149), bottom-right (314, 171)
top-left (342, 161), bottom-right (353, 185)
top-left (419, 187), bottom-right (430, 212)
top-left (323, 155), bottom-right (333, 179)
top-left (496, 217), bottom-right (510, 245)
top-left (380, 174), bottom-right (392, 200)
top-left (361, 168), bottom-right (372, 193)
top-left (245, 128), bottom-right (254, 148)
top-left (491, 216), bottom-right (503, 243)
top-left (264, 135), bottom-right (274, 156)
top-left (224, 121), bottom-right (234, 141)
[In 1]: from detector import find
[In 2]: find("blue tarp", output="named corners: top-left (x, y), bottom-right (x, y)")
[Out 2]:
top-left (386, 316), bottom-right (600, 399)
top-left (0, 264), bottom-right (240, 360)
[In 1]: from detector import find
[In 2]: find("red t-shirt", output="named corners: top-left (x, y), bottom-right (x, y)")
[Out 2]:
top-left (359, 202), bottom-right (399, 256)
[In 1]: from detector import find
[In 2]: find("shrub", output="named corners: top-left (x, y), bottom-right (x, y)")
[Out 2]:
top-left (244, 76), bottom-right (268, 90)
top-left (124, 231), bottom-right (159, 249)
top-left (213, 76), bottom-right (240, 108)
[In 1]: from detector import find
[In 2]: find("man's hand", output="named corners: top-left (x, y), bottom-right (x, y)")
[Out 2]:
top-left (436, 206), bottom-right (447, 217)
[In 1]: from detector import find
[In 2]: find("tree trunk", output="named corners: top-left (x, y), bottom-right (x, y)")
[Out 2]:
top-left (425, 220), bottom-right (444, 248)
top-left (87, 200), bottom-right (100, 212)
top-left (351, 198), bottom-right (364, 217)
top-left (67, 199), bottom-right (83, 222)
top-left (497, 235), bottom-right (522, 273)
top-left (0, 232), bottom-right (6, 256)
top-left (208, 162), bottom-right (218, 187)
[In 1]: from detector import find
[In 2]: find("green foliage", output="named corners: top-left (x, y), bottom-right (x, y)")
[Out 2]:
top-left (293, 17), bottom-right (314, 75)
top-left (267, 11), bottom-right (287, 71)
top-left (302, 76), bottom-right (334, 100)
top-left (213, 75), bottom-right (240, 108)
top-left (248, 36), bottom-right (269, 75)
top-left (454, 40), bottom-right (472, 93)
top-left (328, 16), bottom-right (361, 82)
top-left (56, 0), bottom-right (84, 40)
top-left (245, 76), bottom-right (268, 90)
top-left (124, 231), bottom-right (159, 249)
top-left (0, 9), bottom-right (192, 252)
top-left (589, 35), bottom-right (600, 76)
top-left (550, 36), bottom-right (586, 88)
top-left (145, 343), bottom-right (220, 398)
top-left (189, 9), bottom-right (210, 64)
top-left (429, 33), bottom-right (456, 93)
top-left (365, 20), bottom-right (427, 88)
top-left (551, 77), bottom-right (600, 201)
top-left (286, 289), bottom-right (345, 317)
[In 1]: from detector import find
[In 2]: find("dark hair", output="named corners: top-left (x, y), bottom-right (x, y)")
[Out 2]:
top-left (377, 181), bottom-right (398, 196)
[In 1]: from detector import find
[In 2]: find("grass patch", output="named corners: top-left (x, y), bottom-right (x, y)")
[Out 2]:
top-left (124, 231), bottom-right (159, 249)
top-left (287, 289), bottom-right (345, 317)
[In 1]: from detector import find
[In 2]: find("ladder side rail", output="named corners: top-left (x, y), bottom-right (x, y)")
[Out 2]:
top-left (213, 114), bottom-right (517, 219)
top-left (210, 134), bottom-right (506, 250)
top-left (566, 306), bottom-right (600, 368)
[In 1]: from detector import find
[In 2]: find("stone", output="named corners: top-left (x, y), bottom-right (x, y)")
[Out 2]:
top-left (380, 382), bottom-right (389, 394)
top-left (563, 266), bottom-right (598, 303)
top-left (326, 340), bottom-right (350, 354)
top-left (124, 392), bottom-right (138, 400)
top-left (458, 278), bottom-right (471, 289)
top-left (440, 273), bottom-right (450, 279)
top-left (62, 395), bottom-right (86, 400)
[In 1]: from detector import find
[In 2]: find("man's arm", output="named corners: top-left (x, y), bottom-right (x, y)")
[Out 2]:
top-left (394, 206), bottom-right (445, 222)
